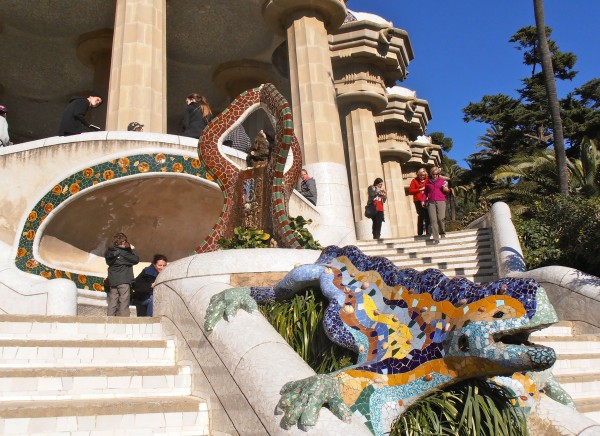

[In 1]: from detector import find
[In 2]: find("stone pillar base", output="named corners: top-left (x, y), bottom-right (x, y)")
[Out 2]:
top-left (304, 162), bottom-right (356, 247)
top-left (355, 219), bottom-right (392, 241)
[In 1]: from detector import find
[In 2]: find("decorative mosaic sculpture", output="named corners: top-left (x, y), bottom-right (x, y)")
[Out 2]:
top-left (205, 245), bottom-right (562, 435)
top-left (196, 83), bottom-right (303, 252)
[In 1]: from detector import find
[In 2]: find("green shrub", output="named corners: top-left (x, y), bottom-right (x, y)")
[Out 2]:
top-left (289, 215), bottom-right (322, 250)
top-left (218, 226), bottom-right (271, 249)
top-left (259, 289), bottom-right (354, 373)
top-left (391, 378), bottom-right (527, 436)
top-left (513, 195), bottom-right (600, 276)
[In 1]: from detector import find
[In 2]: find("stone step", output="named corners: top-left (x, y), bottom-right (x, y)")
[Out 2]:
top-left (356, 228), bottom-right (491, 246)
top-left (573, 397), bottom-right (600, 424)
top-left (0, 315), bottom-right (163, 341)
top-left (398, 264), bottom-right (497, 279)
top-left (364, 244), bottom-right (493, 259)
top-left (552, 353), bottom-right (600, 376)
top-left (555, 373), bottom-right (600, 400)
top-left (357, 234), bottom-right (492, 251)
top-left (0, 396), bottom-right (209, 435)
top-left (0, 339), bottom-right (175, 367)
top-left (391, 254), bottom-right (495, 270)
top-left (535, 335), bottom-right (600, 355)
top-left (530, 321), bottom-right (574, 338)
top-left (0, 366), bottom-right (191, 401)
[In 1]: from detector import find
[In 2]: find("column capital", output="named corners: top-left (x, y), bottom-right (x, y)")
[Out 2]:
top-left (262, 0), bottom-right (347, 36)
top-left (76, 29), bottom-right (113, 68)
top-left (212, 60), bottom-right (281, 100)
top-left (375, 89), bottom-right (432, 136)
top-left (331, 20), bottom-right (413, 84)
top-left (334, 64), bottom-right (389, 114)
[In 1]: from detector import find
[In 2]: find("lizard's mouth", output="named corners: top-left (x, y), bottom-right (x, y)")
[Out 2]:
top-left (494, 330), bottom-right (536, 347)
top-left (492, 326), bottom-right (556, 370)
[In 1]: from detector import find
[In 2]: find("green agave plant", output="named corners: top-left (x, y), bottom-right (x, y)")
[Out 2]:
top-left (288, 215), bottom-right (323, 250)
top-left (260, 289), bottom-right (528, 435)
top-left (218, 226), bottom-right (271, 249)
top-left (392, 378), bottom-right (528, 436)
top-left (259, 290), bottom-right (353, 373)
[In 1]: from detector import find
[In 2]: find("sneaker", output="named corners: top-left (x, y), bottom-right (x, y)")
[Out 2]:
top-left (440, 234), bottom-right (446, 239)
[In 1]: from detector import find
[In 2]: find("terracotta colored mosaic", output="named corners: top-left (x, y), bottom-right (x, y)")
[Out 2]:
top-left (196, 83), bottom-right (302, 252)
top-left (206, 245), bottom-right (568, 435)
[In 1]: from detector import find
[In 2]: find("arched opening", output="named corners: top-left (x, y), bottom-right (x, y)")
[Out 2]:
top-left (38, 174), bottom-right (222, 274)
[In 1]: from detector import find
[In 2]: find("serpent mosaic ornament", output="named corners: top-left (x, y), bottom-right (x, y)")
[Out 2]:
top-left (205, 245), bottom-right (567, 435)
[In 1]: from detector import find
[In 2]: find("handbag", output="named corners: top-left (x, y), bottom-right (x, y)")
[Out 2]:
top-left (364, 203), bottom-right (376, 219)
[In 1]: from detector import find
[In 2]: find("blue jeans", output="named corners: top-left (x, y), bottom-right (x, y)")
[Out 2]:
top-left (140, 294), bottom-right (153, 317)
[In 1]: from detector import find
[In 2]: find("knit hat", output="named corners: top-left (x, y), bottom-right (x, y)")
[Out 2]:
top-left (127, 121), bottom-right (144, 131)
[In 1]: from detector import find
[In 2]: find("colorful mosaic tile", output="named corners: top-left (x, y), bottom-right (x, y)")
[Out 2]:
top-left (205, 245), bottom-right (562, 435)
top-left (196, 83), bottom-right (302, 252)
top-left (15, 152), bottom-right (210, 291)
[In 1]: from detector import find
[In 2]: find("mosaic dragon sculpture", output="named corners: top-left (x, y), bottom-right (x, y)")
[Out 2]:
top-left (205, 245), bottom-right (566, 435)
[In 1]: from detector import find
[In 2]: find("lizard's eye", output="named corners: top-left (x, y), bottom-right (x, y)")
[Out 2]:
top-left (458, 334), bottom-right (470, 352)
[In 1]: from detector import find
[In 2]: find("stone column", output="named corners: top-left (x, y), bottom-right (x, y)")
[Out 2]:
top-left (343, 102), bottom-right (391, 239)
top-left (263, 0), bottom-right (356, 246)
top-left (106, 0), bottom-right (167, 132)
top-left (382, 158), bottom-right (413, 238)
top-left (376, 88), bottom-right (434, 237)
top-left (77, 30), bottom-right (113, 129)
top-left (331, 20), bottom-right (411, 239)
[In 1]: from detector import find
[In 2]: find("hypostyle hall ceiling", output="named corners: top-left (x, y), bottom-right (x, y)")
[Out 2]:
top-left (0, 0), bottom-right (284, 142)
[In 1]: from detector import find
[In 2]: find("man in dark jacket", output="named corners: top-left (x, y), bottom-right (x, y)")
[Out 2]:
top-left (105, 232), bottom-right (139, 317)
top-left (58, 95), bottom-right (102, 136)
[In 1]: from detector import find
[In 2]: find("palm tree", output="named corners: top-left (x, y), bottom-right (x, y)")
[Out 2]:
top-left (533, 0), bottom-right (569, 195)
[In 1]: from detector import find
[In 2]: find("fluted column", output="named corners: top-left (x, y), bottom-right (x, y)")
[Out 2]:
top-left (344, 104), bottom-right (390, 239)
top-left (331, 19), bottom-right (412, 239)
top-left (376, 88), bottom-right (434, 237)
top-left (382, 159), bottom-right (413, 237)
top-left (106, 0), bottom-right (167, 132)
top-left (263, 0), bottom-right (356, 246)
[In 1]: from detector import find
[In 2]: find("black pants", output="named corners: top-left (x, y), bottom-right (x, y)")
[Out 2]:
top-left (372, 211), bottom-right (384, 239)
top-left (414, 202), bottom-right (430, 235)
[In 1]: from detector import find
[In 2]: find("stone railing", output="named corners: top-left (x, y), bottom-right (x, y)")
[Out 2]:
top-left (0, 241), bottom-right (77, 315)
top-left (153, 248), bottom-right (371, 435)
top-left (468, 202), bottom-right (600, 333)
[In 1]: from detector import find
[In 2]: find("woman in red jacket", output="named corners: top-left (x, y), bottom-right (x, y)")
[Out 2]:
top-left (408, 168), bottom-right (430, 236)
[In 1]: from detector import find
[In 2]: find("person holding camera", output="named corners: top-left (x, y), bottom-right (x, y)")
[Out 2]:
top-left (105, 232), bottom-right (139, 317)
top-left (424, 167), bottom-right (450, 244)
top-left (367, 177), bottom-right (387, 239)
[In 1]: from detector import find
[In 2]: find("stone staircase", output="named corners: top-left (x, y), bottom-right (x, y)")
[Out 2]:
top-left (532, 322), bottom-right (600, 423)
top-left (0, 315), bottom-right (209, 435)
top-left (357, 228), bottom-right (498, 283)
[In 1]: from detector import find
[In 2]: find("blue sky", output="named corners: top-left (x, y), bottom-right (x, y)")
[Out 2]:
top-left (348, 0), bottom-right (600, 166)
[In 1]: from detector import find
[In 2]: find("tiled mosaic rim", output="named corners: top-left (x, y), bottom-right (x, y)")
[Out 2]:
top-left (195, 83), bottom-right (302, 252)
top-left (15, 150), bottom-right (214, 291)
